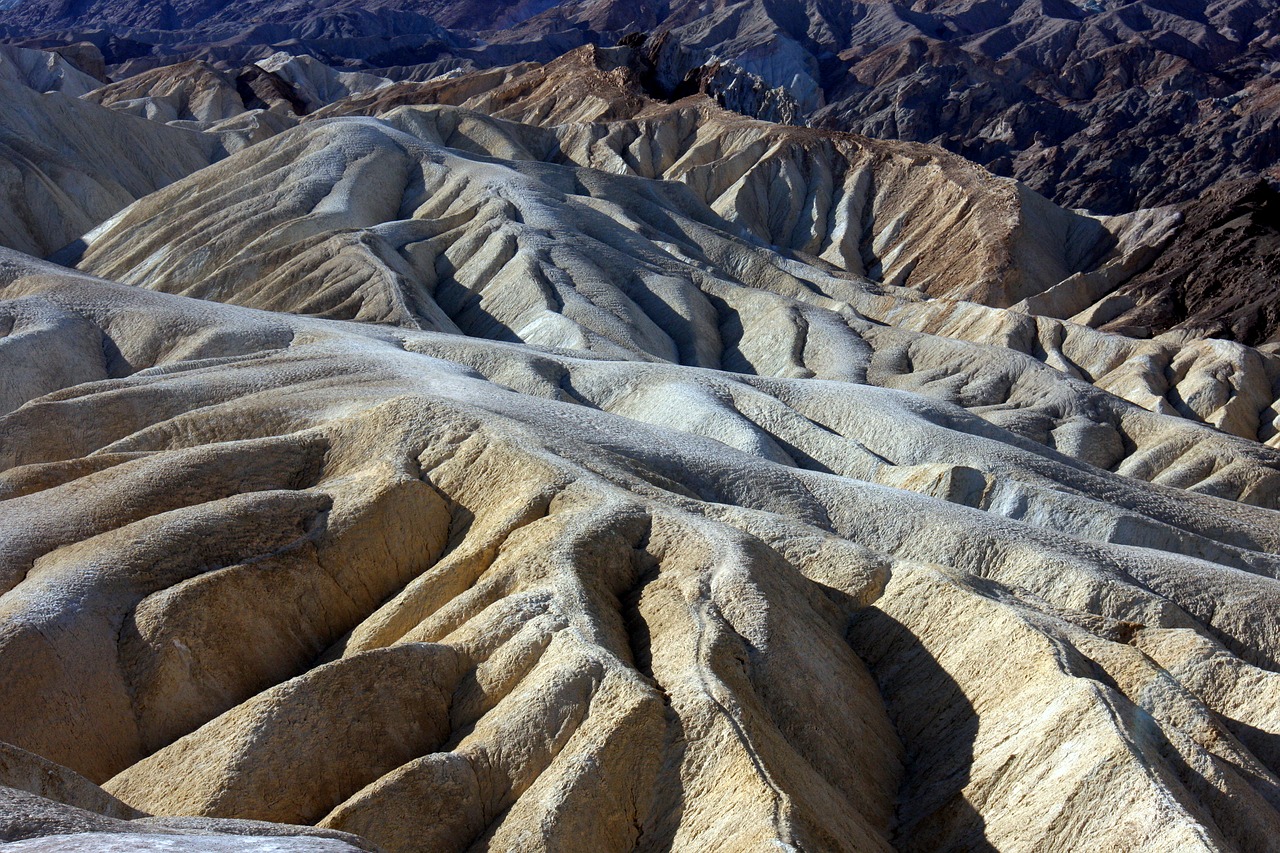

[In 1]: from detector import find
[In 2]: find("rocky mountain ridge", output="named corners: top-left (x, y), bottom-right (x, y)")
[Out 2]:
top-left (8, 0), bottom-right (1280, 214)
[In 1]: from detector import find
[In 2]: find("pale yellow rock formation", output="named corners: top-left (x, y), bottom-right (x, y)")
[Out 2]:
top-left (0, 45), bottom-right (100, 97)
top-left (0, 80), bottom-right (227, 257)
top-left (88, 61), bottom-right (249, 124)
top-left (1, 246), bottom-right (1279, 849)
top-left (85, 60), bottom-right (298, 152)
top-left (0, 744), bottom-right (139, 820)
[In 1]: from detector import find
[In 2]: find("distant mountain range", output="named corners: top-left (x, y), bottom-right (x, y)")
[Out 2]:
top-left (5, 0), bottom-right (1280, 214)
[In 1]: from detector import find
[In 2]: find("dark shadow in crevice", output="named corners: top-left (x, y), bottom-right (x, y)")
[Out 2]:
top-left (844, 603), bottom-right (997, 852)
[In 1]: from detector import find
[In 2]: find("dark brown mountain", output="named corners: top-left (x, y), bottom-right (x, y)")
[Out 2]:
top-left (6, 0), bottom-right (1280, 214)
top-left (1100, 178), bottom-right (1280, 345)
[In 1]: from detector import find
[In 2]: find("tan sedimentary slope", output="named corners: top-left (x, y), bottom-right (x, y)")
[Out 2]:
top-left (84, 53), bottom-right (389, 145)
top-left (3, 251), bottom-right (1280, 850)
top-left (859, 285), bottom-right (1280, 450)
top-left (311, 45), bottom-right (1133, 308)
top-left (8, 44), bottom-right (1280, 852)
top-left (298, 67), bottom-right (1280, 455)
top-left (86, 60), bottom-right (249, 123)
top-left (69, 101), bottom-right (1280, 471)
top-left (0, 74), bottom-right (229, 258)
top-left (77, 111), bottom-right (1023, 333)
top-left (1040, 179), bottom-right (1280, 348)
top-left (83, 59), bottom-right (299, 150)
top-left (113, 47), bottom-right (1280, 379)
top-left (310, 45), bottom-right (643, 125)
top-left (0, 45), bottom-right (101, 98)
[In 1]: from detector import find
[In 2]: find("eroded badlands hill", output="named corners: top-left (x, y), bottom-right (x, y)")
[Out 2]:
top-left (61, 48), bottom-right (1280, 448)
top-left (1, 26), bottom-right (1280, 853)
top-left (8, 0), bottom-right (1280, 339)
top-left (0, 46), bottom-right (231, 258)
top-left (5, 217), bottom-right (1280, 850)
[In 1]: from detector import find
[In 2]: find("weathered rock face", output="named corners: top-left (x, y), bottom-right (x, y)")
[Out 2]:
top-left (808, 0), bottom-right (1280, 215)
top-left (0, 0), bottom-right (461, 80)
top-left (459, 0), bottom-right (1280, 215)
top-left (0, 46), bottom-right (231, 257)
top-left (295, 44), bottom-right (1280, 358)
top-left (63, 51), bottom-right (1280, 455)
top-left (469, 0), bottom-right (1280, 216)
top-left (0, 0), bottom-right (453, 42)
top-left (88, 60), bottom-right (265, 124)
